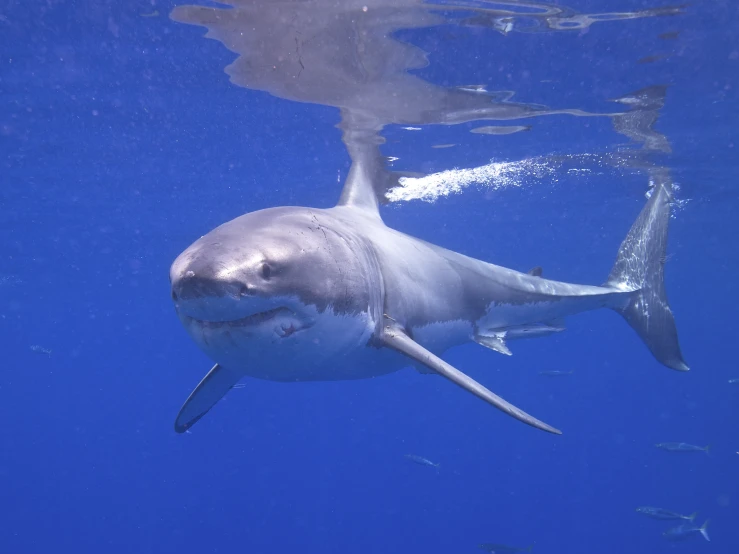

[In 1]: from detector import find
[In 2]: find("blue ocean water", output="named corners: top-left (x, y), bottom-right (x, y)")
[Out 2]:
top-left (1, 1), bottom-right (737, 553)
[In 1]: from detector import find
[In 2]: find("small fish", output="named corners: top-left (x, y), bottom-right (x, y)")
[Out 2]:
top-left (431, 144), bottom-right (456, 149)
top-left (636, 507), bottom-right (697, 521)
top-left (658, 31), bottom-right (680, 40)
top-left (538, 370), bottom-right (573, 377)
top-left (30, 345), bottom-right (52, 356)
top-left (470, 125), bottom-right (531, 136)
top-left (479, 543), bottom-right (533, 553)
top-left (663, 519), bottom-right (710, 542)
top-left (139, 10), bottom-right (160, 18)
top-left (655, 442), bottom-right (710, 454)
top-left (476, 321), bottom-right (565, 356)
top-left (401, 126), bottom-right (422, 131)
top-left (728, 378), bottom-right (739, 384)
top-left (405, 454), bottom-right (440, 469)
top-left (492, 320), bottom-right (565, 342)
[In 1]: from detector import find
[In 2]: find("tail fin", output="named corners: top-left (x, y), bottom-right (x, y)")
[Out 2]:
top-left (699, 520), bottom-right (710, 542)
top-left (606, 183), bottom-right (688, 371)
top-left (687, 511), bottom-right (698, 522)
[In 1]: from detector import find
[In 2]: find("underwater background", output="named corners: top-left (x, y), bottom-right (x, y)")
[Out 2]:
top-left (1, 1), bottom-right (737, 553)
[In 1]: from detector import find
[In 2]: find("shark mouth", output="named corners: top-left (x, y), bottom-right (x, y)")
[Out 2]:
top-left (183, 306), bottom-right (315, 339)
top-left (186, 307), bottom-right (287, 329)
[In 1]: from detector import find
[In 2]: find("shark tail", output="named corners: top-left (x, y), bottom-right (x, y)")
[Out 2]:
top-left (699, 520), bottom-right (710, 542)
top-left (687, 511), bottom-right (698, 522)
top-left (606, 182), bottom-right (688, 371)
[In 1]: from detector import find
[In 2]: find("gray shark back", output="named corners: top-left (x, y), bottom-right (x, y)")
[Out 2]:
top-left (328, 208), bottom-right (626, 332)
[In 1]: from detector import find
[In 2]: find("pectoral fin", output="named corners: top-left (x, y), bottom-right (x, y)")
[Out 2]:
top-left (412, 361), bottom-right (437, 374)
top-left (381, 326), bottom-right (561, 435)
top-left (174, 364), bottom-right (242, 433)
top-left (474, 333), bottom-right (512, 356)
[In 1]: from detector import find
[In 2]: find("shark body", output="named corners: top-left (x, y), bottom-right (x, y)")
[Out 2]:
top-left (169, 149), bottom-right (687, 434)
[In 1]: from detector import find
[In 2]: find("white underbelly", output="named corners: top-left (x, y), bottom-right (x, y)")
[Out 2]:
top-left (410, 319), bottom-right (474, 355)
top-left (183, 306), bottom-right (410, 382)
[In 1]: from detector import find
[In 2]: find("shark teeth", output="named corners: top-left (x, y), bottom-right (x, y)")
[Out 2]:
top-left (193, 307), bottom-right (286, 328)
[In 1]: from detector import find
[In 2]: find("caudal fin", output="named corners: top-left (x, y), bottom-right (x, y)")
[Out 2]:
top-left (606, 183), bottom-right (688, 371)
top-left (699, 520), bottom-right (710, 542)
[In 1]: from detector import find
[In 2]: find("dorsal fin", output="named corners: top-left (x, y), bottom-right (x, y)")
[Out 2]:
top-left (335, 109), bottom-right (409, 217)
top-left (337, 144), bottom-right (421, 216)
top-left (527, 266), bottom-right (543, 277)
top-left (337, 144), bottom-right (383, 215)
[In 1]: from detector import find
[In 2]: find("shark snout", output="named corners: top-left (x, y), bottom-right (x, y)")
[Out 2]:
top-left (170, 266), bottom-right (261, 322)
top-left (171, 271), bottom-right (252, 302)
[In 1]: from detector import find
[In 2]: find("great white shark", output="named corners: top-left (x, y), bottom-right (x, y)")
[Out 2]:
top-left (169, 150), bottom-right (687, 435)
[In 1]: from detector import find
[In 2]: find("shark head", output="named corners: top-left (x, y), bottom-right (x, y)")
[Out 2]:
top-left (170, 206), bottom-right (381, 379)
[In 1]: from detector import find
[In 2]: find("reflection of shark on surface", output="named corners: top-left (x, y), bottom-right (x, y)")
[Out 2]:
top-left (169, 0), bottom-right (681, 131)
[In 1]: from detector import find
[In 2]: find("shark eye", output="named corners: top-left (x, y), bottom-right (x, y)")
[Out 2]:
top-left (261, 263), bottom-right (272, 280)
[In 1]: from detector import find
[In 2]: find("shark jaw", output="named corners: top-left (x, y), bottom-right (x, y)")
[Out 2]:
top-left (177, 299), bottom-right (317, 344)
top-left (174, 293), bottom-right (390, 383)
